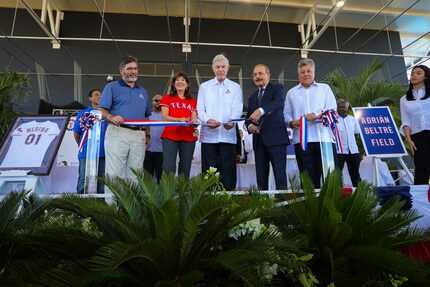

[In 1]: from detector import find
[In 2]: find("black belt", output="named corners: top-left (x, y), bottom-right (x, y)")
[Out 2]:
top-left (118, 124), bottom-right (146, 131)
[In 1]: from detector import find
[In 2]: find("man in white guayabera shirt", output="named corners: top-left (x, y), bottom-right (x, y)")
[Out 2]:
top-left (197, 54), bottom-right (243, 190)
top-left (284, 58), bottom-right (337, 188)
top-left (336, 99), bottom-right (362, 187)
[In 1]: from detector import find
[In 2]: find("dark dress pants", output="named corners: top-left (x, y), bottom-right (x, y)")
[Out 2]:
top-left (337, 152), bottom-right (361, 187)
top-left (254, 143), bottom-right (287, 190)
top-left (294, 142), bottom-right (338, 188)
top-left (411, 130), bottom-right (430, 185)
top-left (201, 143), bottom-right (237, 191)
top-left (144, 151), bottom-right (163, 182)
top-left (162, 139), bottom-right (195, 179)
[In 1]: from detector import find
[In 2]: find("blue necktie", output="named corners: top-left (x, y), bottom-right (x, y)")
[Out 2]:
top-left (258, 88), bottom-right (265, 106)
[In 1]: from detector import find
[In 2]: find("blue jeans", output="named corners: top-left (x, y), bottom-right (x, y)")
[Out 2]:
top-left (162, 139), bottom-right (195, 179)
top-left (77, 157), bottom-right (106, 194)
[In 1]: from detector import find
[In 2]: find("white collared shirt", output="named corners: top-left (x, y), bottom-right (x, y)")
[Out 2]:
top-left (197, 77), bottom-right (243, 144)
top-left (337, 115), bottom-right (360, 154)
top-left (400, 87), bottom-right (430, 136)
top-left (284, 82), bottom-right (337, 144)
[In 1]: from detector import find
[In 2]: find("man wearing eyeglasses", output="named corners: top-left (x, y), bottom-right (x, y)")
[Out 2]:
top-left (245, 64), bottom-right (289, 190)
top-left (144, 94), bottom-right (164, 182)
top-left (99, 55), bottom-right (152, 184)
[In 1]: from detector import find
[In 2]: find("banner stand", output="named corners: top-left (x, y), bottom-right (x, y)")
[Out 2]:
top-left (370, 156), bottom-right (414, 187)
top-left (372, 156), bottom-right (380, 187)
top-left (397, 157), bottom-right (414, 183)
top-left (0, 170), bottom-right (46, 196)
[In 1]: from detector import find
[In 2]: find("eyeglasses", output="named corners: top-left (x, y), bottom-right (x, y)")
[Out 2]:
top-left (153, 99), bottom-right (161, 102)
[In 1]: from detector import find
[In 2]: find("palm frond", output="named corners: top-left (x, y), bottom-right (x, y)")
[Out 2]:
top-left (90, 241), bottom-right (168, 278)
top-left (344, 245), bottom-right (428, 281)
top-left (0, 70), bottom-right (29, 140)
top-left (180, 193), bottom-right (232, 267)
top-left (361, 82), bottom-right (404, 107)
top-left (50, 195), bottom-right (145, 242)
top-left (342, 181), bottom-right (378, 226)
top-left (356, 60), bottom-right (385, 96)
top-left (37, 259), bottom-right (131, 287)
top-left (211, 249), bottom-right (268, 286)
top-left (15, 193), bottom-right (52, 229)
top-left (325, 60), bottom-right (405, 118)
top-left (0, 191), bottom-right (28, 233)
top-left (289, 171), bottom-right (429, 285)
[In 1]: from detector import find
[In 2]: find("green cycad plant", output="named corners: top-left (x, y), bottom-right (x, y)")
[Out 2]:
top-left (0, 191), bottom-right (112, 286)
top-left (0, 70), bottom-right (29, 141)
top-left (32, 169), bottom-right (309, 287)
top-left (288, 171), bottom-right (430, 286)
top-left (325, 59), bottom-right (405, 123)
top-left (0, 191), bottom-right (56, 285)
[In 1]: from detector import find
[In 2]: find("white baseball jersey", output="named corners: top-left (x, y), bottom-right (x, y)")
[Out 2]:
top-left (1, 120), bottom-right (61, 167)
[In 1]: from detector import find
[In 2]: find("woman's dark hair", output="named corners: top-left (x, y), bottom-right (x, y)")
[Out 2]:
top-left (169, 72), bottom-right (192, 99)
top-left (406, 65), bottom-right (430, 101)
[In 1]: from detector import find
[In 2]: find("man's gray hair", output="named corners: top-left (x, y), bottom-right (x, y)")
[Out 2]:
top-left (298, 58), bottom-right (315, 71)
top-left (255, 64), bottom-right (270, 74)
top-left (337, 98), bottom-right (349, 106)
top-left (119, 55), bottom-right (138, 69)
top-left (212, 54), bottom-right (229, 67)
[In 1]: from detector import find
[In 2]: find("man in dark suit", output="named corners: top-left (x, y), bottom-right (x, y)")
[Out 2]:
top-left (245, 64), bottom-right (289, 190)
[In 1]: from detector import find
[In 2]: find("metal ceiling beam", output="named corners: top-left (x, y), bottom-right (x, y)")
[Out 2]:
top-left (401, 33), bottom-right (430, 39)
top-left (1, 0), bottom-right (428, 18)
top-left (2, 34), bottom-right (428, 60)
top-left (182, 0), bottom-right (191, 54)
top-left (299, 0), bottom-right (345, 58)
top-left (202, 0), bottom-right (429, 17)
top-left (21, 0), bottom-right (63, 49)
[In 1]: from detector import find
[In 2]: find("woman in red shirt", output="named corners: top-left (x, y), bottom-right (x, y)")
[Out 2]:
top-left (160, 72), bottom-right (198, 178)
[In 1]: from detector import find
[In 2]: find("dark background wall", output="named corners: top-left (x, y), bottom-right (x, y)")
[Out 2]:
top-left (0, 8), bottom-right (408, 113)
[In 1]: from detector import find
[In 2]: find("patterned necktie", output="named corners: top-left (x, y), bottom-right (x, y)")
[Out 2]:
top-left (258, 88), bottom-right (265, 106)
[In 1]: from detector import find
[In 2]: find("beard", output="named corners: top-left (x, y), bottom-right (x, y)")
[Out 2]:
top-left (126, 76), bottom-right (138, 82)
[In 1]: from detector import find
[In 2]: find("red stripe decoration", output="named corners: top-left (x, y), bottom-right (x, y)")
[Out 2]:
top-left (335, 126), bottom-right (344, 153)
top-left (299, 116), bottom-right (308, 151)
top-left (78, 130), bottom-right (88, 152)
top-left (78, 112), bottom-right (96, 152)
top-left (122, 118), bottom-right (245, 127)
top-left (122, 120), bottom-right (192, 126)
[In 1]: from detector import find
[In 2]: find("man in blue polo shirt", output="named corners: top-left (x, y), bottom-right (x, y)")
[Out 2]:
top-left (74, 88), bottom-right (107, 194)
top-left (99, 56), bottom-right (151, 182)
